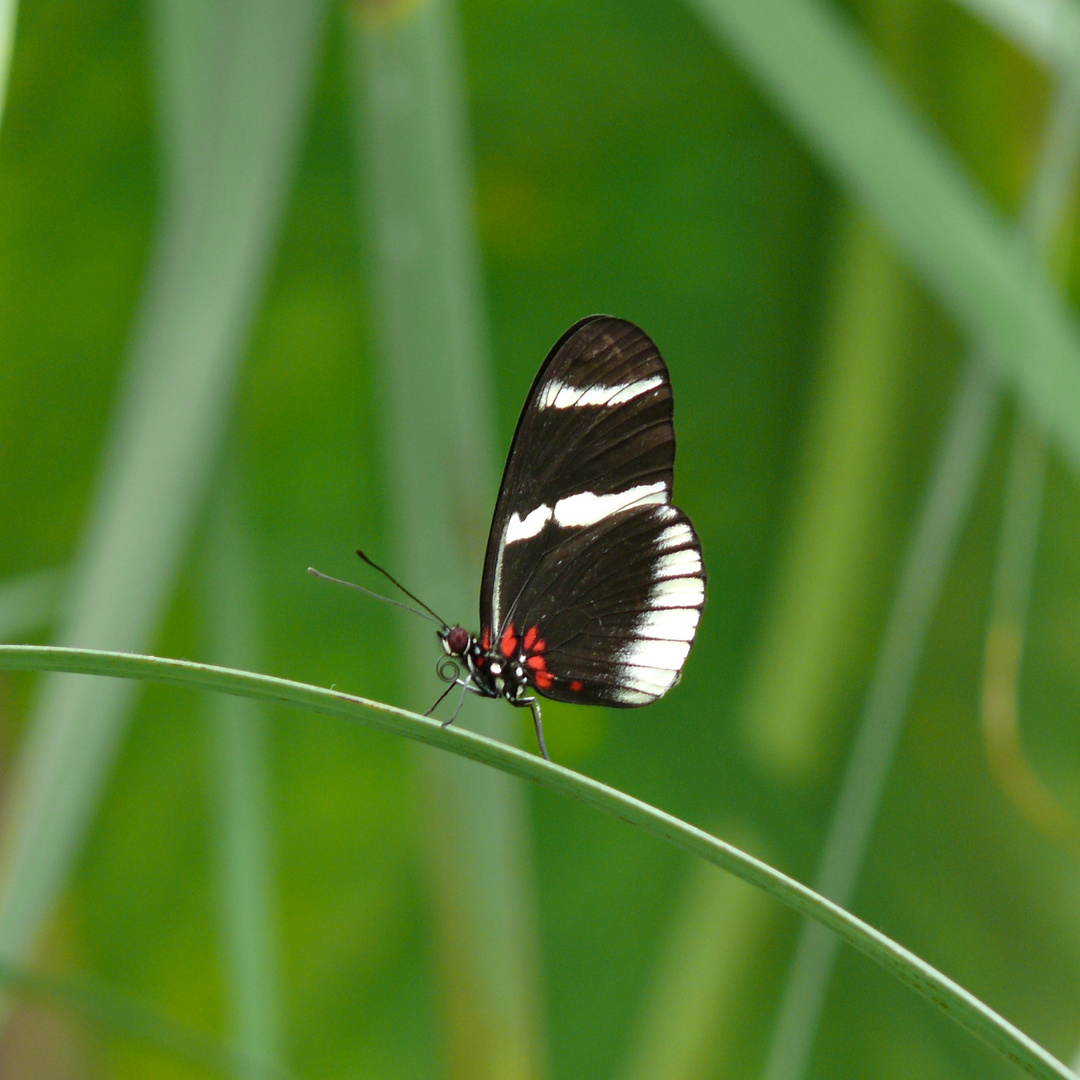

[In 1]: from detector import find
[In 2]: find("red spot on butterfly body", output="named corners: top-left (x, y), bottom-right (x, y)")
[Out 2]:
top-left (534, 670), bottom-right (554, 690)
top-left (523, 625), bottom-right (538, 651)
top-left (570, 680), bottom-right (584, 692)
top-left (526, 654), bottom-right (547, 671)
top-left (500, 623), bottom-right (518, 658)
top-left (481, 627), bottom-right (491, 651)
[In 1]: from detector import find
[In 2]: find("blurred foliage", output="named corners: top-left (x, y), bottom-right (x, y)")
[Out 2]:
top-left (0, 0), bottom-right (1079, 1078)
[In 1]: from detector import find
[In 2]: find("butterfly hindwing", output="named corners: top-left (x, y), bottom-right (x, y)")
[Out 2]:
top-left (501, 504), bottom-right (704, 706)
top-left (479, 316), bottom-right (704, 706)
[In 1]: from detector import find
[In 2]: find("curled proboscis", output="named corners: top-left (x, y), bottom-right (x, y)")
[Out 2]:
top-left (436, 656), bottom-right (461, 685)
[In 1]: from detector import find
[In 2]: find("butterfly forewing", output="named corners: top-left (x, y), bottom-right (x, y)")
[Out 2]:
top-left (480, 316), bottom-right (705, 706)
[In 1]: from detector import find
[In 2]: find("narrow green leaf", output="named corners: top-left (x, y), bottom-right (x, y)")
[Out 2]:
top-left (0, 0), bottom-right (327, 998)
top-left (686, 0), bottom-right (1080, 477)
top-left (0, 644), bottom-right (1073, 1080)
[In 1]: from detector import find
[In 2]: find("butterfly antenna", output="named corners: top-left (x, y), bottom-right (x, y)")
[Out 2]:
top-left (356, 549), bottom-right (452, 627)
top-left (307, 566), bottom-right (445, 627)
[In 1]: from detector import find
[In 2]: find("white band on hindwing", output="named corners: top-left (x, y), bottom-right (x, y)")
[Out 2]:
top-left (504, 481), bottom-right (669, 545)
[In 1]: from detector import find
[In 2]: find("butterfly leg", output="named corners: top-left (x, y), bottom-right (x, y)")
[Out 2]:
top-left (442, 679), bottom-right (469, 728)
top-left (424, 679), bottom-right (458, 718)
top-left (517, 696), bottom-right (550, 761)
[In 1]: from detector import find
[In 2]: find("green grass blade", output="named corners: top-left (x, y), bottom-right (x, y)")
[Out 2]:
top-left (348, 1), bottom-right (545, 1076)
top-left (0, 0), bottom-right (327, 996)
top-left (949, 0), bottom-right (1080, 73)
top-left (739, 206), bottom-right (913, 777)
top-left (761, 340), bottom-right (999, 1080)
top-left (685, 0), bottom-right (1080, 477)
top-left (0, 644), bottom-right (1073, 1080)
top-left (0, 0), bottom-right (16, 131)
top-left (0, 567), bottom-right (63, 643)
top-left (762, 72), bottom-right (1080, 1080)
top-left (204, 478), bottom-right (284, 1078)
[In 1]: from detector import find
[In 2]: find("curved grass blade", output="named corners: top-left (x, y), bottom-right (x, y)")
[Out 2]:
top-left (0, 644), bottom-right (1073, 1080)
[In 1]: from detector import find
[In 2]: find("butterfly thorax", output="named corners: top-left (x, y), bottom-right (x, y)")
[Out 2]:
top-left (439, 622), bottom-right (550, 704)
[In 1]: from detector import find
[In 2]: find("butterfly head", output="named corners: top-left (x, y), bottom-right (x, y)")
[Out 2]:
top-left (439, 624), bottom-right (473, 658)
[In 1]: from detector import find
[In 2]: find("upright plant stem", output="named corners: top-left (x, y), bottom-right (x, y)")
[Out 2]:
top-left (763, 76), bottom-right (1080, 1080)
top-left (347, 2), bottom-right (545, 1077)
top-left (204, 474), bottom-right (284, 1079)
top-left (0, 0), bottom-right (326, 1012)
top-left (741, 206), bottom-right (911, 778)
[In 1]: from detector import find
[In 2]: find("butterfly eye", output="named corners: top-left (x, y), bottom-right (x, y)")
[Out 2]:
top-left (442, 626), bottom-right (471, 656)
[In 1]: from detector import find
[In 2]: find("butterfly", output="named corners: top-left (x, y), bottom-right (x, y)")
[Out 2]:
top-left (429, 315), bottom-right (705, 759)
top-left (315, 316), bottom-right (705, 761)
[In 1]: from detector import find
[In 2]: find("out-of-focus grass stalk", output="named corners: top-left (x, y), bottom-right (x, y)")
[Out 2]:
top-left (0, 0), bottom-right (17, 131)
top-left (762, 74), bottom-right (1080, 1080)
top-left (0, 0), bottom-right (326, 1013)
top-left (0, 568), bottom-right (63, 644)
top-left (0, 646), bottom-right (1075, 1080)
top-left (949, 0), bottom-right (1080, 76)
top-left (630, 206), bottom-right (912, 1080)
top-left (740, 207), bottom-right (911, 778)
top-left (762, 360), bottom-right (998, 1080)
top-left (684, 0), bottom-right (1080, 476)
top-left (0, 958), bottom-right (297, 1080)
top-left (616, 829), bottom-right (775, 1080)
top-left (981, 417), bottom-right (1080, 856)
top-left (204, 476), bottom-right (284, 1079)
top-left (346, 2), bottom-right (545, 1078)
top-left (980, 75), bottom-right (1080, 859)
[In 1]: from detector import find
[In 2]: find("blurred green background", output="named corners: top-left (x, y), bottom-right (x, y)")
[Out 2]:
top-left (2, 0), bottom-right (1080, 1077)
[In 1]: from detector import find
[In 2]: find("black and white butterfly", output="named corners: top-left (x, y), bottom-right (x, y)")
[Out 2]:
top-left (434, 316), bottom-right (705, 757)
top-left (316, 316), bottom-right (705, 760)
